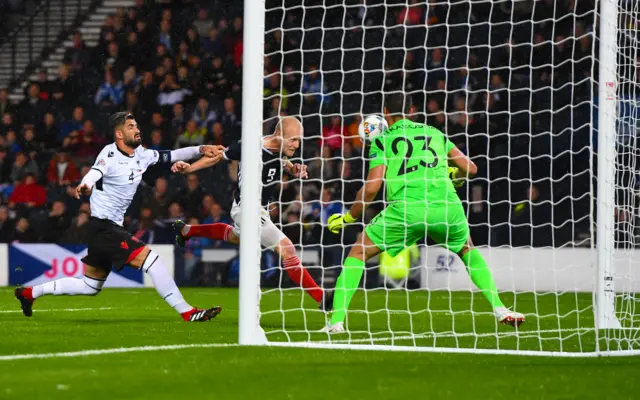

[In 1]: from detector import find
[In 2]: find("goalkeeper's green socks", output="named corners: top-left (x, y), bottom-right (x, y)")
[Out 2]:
top-left (461, 249), bottom-right (505, 309)
top-left (330, 257), bottom-right (365, 325)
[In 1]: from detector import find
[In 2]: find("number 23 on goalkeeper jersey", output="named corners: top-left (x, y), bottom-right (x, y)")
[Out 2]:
top-left (368, 119), bottom-right (460, 207)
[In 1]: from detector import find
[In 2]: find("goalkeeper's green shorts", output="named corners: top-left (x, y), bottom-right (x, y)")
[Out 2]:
top-left (365, 202), bottom-right (469, 257)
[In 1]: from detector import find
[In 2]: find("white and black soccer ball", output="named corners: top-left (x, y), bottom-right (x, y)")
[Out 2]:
top-left (358, 115), bottom-right (388, 142)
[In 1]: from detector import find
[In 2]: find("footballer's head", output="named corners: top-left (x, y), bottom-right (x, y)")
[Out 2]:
top-left (383, 93), bottom-right (415, 124)
top-left (110, 112), bottom-right (141, 148)
top-left (274, 116), bottom-right (303, 158)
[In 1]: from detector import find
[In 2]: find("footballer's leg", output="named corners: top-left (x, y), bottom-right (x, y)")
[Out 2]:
top-left (128, 247), bottom-right (221, 322)
top-left (261, 213), bottom-right (324, 305)
top-left (427, 204), bottom-right (524, 327)
top-left (173, 220), bottom-right (235, 247)
top-left (15, 265), bottom-right (108, 317)
top-left (321, 230), bottom-right (383, 333)
top-left (456, 238), bottom-right (525, 327)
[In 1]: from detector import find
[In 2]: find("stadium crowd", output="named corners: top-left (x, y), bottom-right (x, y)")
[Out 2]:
top-left (0, 0), bottom-right (615, 279)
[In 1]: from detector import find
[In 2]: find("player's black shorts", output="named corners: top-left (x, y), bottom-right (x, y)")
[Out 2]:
top-left (81, 217), bottom-right (146, 271)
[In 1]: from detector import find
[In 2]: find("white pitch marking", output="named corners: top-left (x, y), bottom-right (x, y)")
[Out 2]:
top-left (0, 307), bottom-right (115, 314)
top-left (0, 343), bottom-right (239, 361)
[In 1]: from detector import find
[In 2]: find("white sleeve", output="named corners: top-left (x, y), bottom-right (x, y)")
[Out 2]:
top-left (141, 147), bottom-right (202, 167)
top-left (91, 146), bottom-right (112, 176)
top-left (170, 146), bottom-right (202, 162)
top-left (80, 168), bottom-right (103, 189)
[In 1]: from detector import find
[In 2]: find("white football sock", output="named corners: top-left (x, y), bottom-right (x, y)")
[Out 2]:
top-left (142, 251), bottom-right (192, 314)
top-left (32, 275), bottom-right (104, 298)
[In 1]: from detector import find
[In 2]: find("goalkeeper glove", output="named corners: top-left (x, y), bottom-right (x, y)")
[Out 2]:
top-left (328, 212), bottom-right (356, 234)
top-left (448, 167), bottom-right (465, 188)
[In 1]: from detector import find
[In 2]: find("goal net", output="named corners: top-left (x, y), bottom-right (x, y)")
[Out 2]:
top-left (238, 0), bottom-right (640, 355)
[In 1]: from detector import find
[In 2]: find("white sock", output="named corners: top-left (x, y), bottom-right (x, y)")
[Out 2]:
top-left (142, 251), bottom-right (192, 314)
top-left (32, 276), bottom-right (104, 298)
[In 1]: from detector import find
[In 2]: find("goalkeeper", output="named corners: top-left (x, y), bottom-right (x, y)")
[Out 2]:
top-left (323, 93), bottom-right (524, 333)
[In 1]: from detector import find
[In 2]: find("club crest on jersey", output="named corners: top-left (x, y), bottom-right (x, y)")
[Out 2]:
top-left (97, 159), bottom-right (106, 166)
top-left (108, 151), bottom-right (114, 157)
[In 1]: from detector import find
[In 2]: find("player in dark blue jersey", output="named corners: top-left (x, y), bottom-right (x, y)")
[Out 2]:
top-left (171, 117), bottom-right (325, 306)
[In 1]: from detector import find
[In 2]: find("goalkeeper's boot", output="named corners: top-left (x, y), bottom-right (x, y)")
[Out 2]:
top-left (320, 289), bottom-right (334, 312)
top-left (494, 307), bottom-right (525, 327)
top-left (14, 286), bottom-right (34, 317)
top-left (319, 322), bottom-right (345, 334)
top-left (181, 306), bottom-right (222, 322)
top-left (172, 220), bottom-right (188, 248)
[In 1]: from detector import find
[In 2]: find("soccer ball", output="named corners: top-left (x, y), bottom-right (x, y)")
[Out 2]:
top-left (358, 115), bottom-right (388, 142)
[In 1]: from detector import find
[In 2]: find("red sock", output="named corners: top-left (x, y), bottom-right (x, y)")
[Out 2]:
top-left (185, 223), bottom-right (232, 241)
top-left (181, 308), bottom-right (197, 321)
top-left (22, 287), bottom-right (34, 302)
top-left (283, 256), bottom-right (323, 303)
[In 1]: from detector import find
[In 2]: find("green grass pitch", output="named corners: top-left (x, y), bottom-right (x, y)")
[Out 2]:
top-left (1, 287), bottom-right (639, 399)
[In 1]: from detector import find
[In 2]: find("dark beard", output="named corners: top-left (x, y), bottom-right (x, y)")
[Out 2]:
top-left (124, 137), bottom-right (142, 147)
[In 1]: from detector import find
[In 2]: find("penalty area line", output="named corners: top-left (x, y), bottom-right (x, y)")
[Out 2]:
top-left (0, 343), bottom-right (239, 361)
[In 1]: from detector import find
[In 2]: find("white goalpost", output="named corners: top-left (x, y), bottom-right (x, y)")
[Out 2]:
top-left (239, 0), bottom-right (640, 355)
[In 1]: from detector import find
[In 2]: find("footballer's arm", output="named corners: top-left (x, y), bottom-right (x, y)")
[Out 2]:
top-left (171, 152), bottom-right (224, 174)
top-left (448, 146), bottom-right (477, 179)
top-left (346, 164), bottom-right (385, 220)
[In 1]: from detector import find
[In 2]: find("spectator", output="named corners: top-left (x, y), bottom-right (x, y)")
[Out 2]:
top-left (0, 88), bottom-right (14, 117)
top-left (47, 152), bottom-right (81, 187)
top-left (185, 27), bottom-right (201, 55)
top-left (301, 66), bottom-right (330, 111)
top-left (192, 97), bottom-right (216, 131)
top-left (175, 120), bottom-right (206, 148)
top-left (157, 73), bottom-right (192, 106)
top-left (320, 188), bottom-right (343, 225)
top-left (0, 147), bottom-right (12, 183)
top-left (10, 152), bottom-right (40, 182)
top-left (179, 174), bottom-right (206, 217)
top-left (264, 74), bottom-right (289, 111)
top-left (149, 129), bottom-right (164, 150)
top-left (322, 116), bottom-right (345, 151)
top-left (94, 69), bottom-right (125, 110)
top-left (0, 206), bottom-right (14, 242)
top-left (1, 112), bottom-right (16, 136)
top-left (50, 64), bottom-right (76, 113)
top-left (143, 177), bottom-right (172, 219)
top-left (170, 103), bottom-right (187, 136)
top-left (11, 217), bottom-right (37, 242)
top-left (220, 97), bottom-right (240, 138)
top-left (60, 106), bottom-right (85, 141)
top-left (158, 19), bottom-right (173, 52)
top-left (63, 31), bottom-right (91, 73)
top-left (210, 122), bottom-right (224, 145)
top-left (175, 40), bottom-right (191, 69)
top-left (132, 207), bottom-right (156, 244)
top-left (182, 216), bottom-right (211, 279)
top-left (122, 66), bottom-right (140, 93)
top-left (43, 200), bottom-right (71, 242)
top-left (203, 202), bottom-right (230, 225)
top-left (194, 9), bottom-right (214, 38)
top-left (21, 127), bottom-right (41, 159)
top-left (166, 201), bottom-right (184, 223)
top-left (9, 173), bottom-right (47, 209)
top-left (136, 70), bottom-right (158, 111)
top-left (5, 129), bottom-right (20, 153)
top-left (203, 28), bottom-right (223, 59)
top-left (39, 112), bottom-right (60, 149)
top-left (18, 84), bottom-right (48, 124)
top-left (205, 57), bottom-right (228, 97)
top-left (61, 210), bottom-right (90, 244)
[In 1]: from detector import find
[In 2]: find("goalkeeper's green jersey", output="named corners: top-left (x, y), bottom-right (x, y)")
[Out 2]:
top-left (368, 119), bottom-right (459, 206)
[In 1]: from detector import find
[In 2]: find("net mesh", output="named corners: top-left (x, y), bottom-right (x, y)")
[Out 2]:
top-left (252, 0), bottom-right (640, 353)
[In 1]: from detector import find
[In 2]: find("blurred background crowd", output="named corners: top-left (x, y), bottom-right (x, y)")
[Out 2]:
top-left (1, 0), bottom-right (636, 283)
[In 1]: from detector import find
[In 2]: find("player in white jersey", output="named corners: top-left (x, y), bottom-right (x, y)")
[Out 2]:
top-left (15, 112), bottom-right (225, 322)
